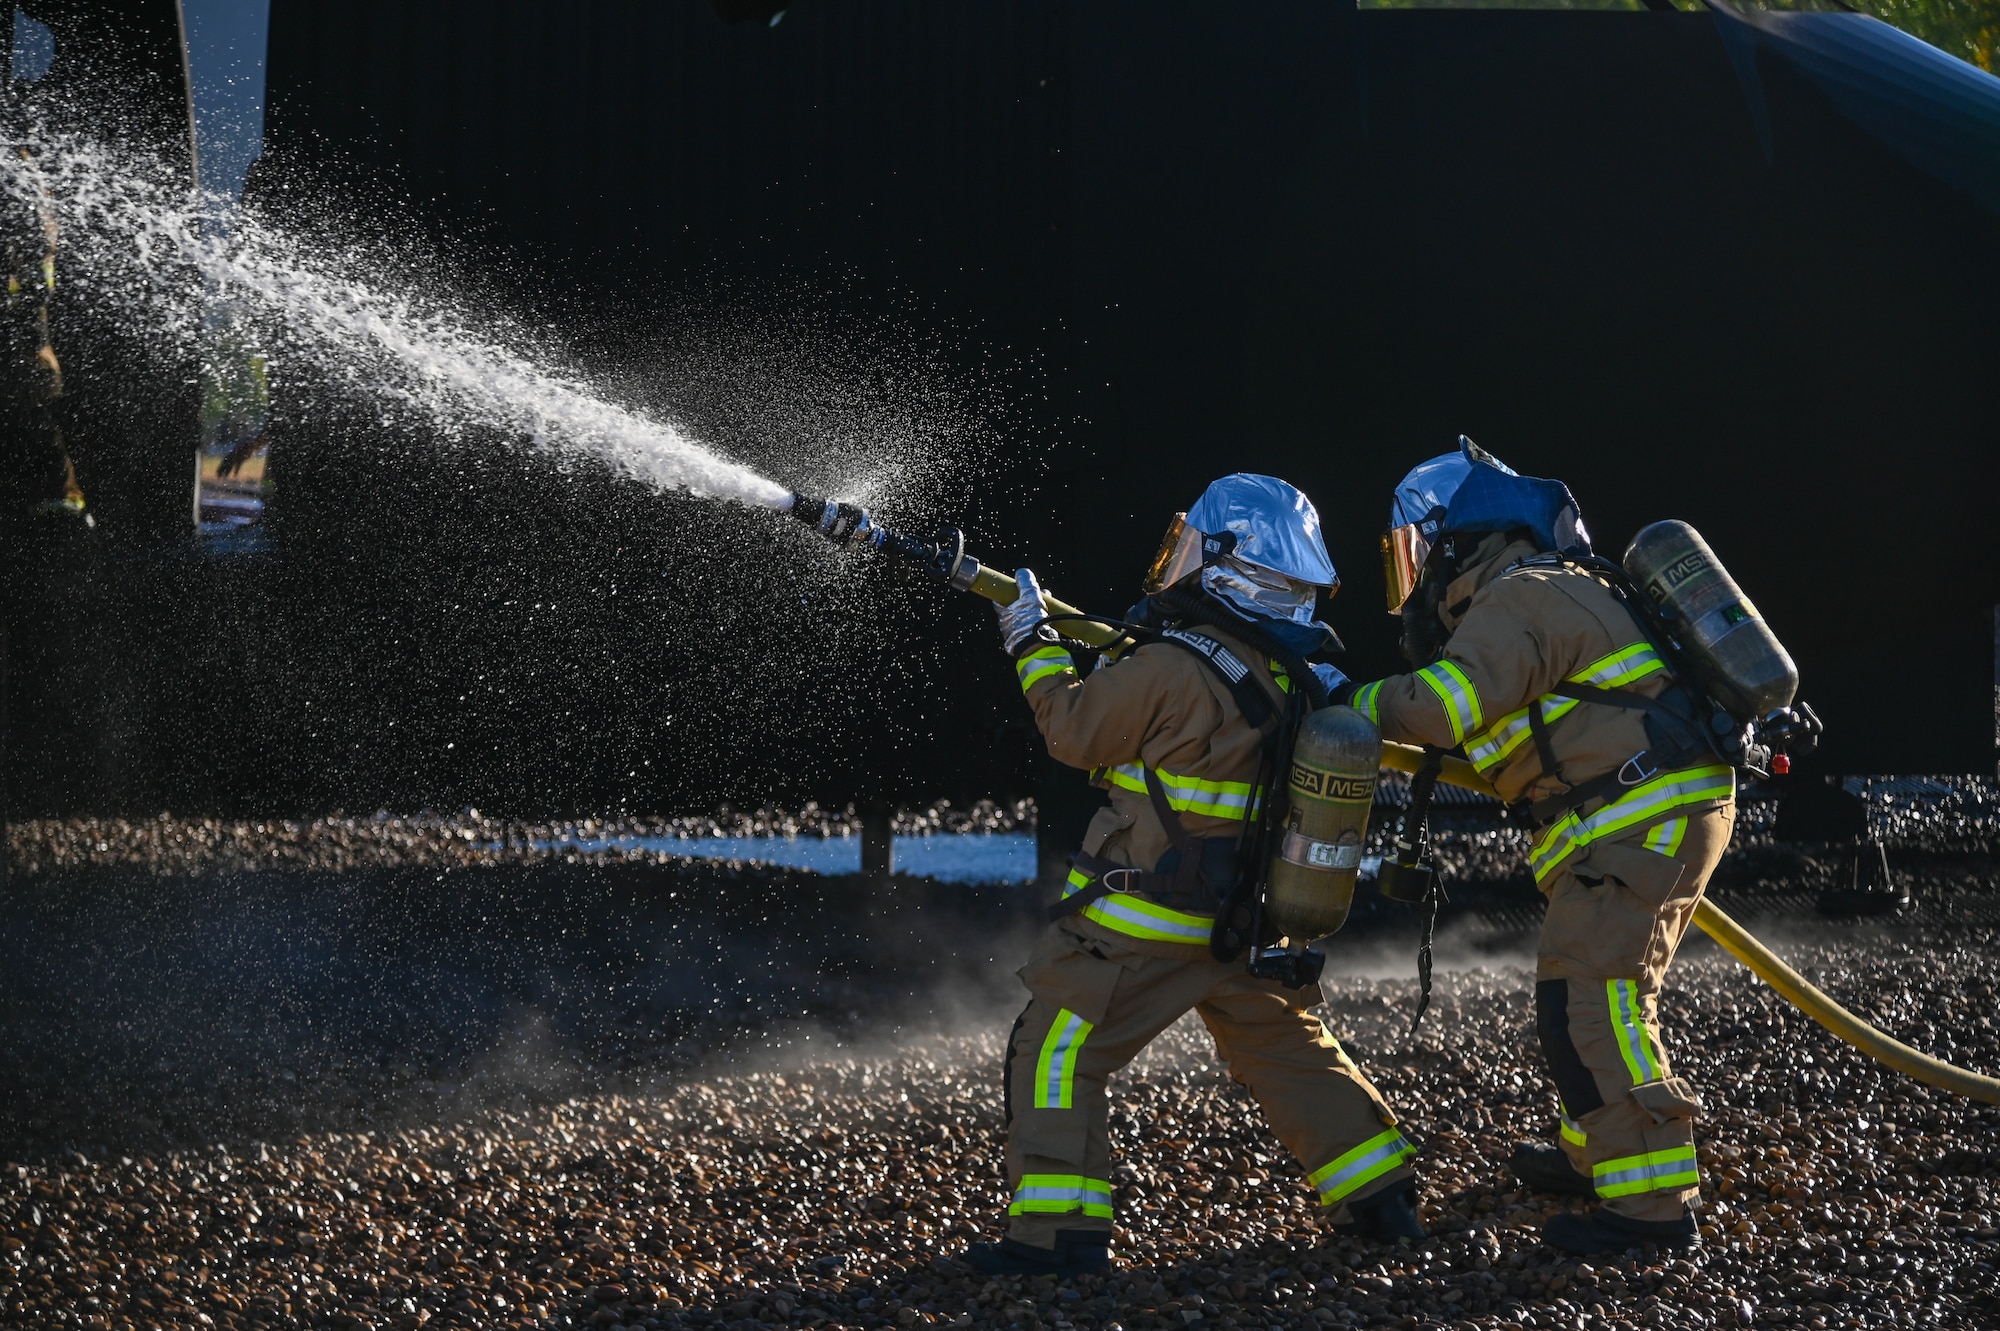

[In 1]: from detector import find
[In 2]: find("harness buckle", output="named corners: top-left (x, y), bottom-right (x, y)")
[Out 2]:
top-left (1618, 752), bottom-right (1659, 786)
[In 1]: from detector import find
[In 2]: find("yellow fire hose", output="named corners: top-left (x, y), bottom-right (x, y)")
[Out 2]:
top-left (974, 566), bottom-right (2000, 1102)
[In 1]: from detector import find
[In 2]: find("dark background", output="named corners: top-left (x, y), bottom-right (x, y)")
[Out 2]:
top-left (6, 0), bottom-right (1997, 840)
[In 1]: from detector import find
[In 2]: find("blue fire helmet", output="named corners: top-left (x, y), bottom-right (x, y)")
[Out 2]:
top-left (1184, 473), bottom-right (1339, 589)
top-left (1387, 446), bottom-right (1501, 536)
top-left (1381, 437), bottom-right (1588, 611)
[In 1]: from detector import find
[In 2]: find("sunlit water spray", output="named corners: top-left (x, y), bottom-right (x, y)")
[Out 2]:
top-left (2, 127), bottom-right (801, 512)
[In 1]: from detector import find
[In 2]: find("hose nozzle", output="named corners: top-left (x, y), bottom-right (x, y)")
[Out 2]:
top-left (788, 493), bottom-right (879, 546)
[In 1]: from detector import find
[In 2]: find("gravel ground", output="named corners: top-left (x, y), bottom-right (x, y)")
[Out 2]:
top-left (7, 927), bottom-right (1999, 1331)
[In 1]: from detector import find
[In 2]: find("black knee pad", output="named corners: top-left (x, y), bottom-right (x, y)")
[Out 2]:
top-left (1536, 978), bottom-right (1605, 1117)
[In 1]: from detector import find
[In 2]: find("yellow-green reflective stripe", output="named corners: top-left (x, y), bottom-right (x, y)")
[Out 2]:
top-left (1643, 816), bottom-right (1687, 857)
top-left (1009, 1174), bottom-right (1113, 1217)
top-left (1528, 765), bottom-right (1734, 882)
top-left (1593, 1147), bottom-right (1698, 1198)
top-left (1034, 1009), bottom-right (1093, 1109)
top-left (1608, 979), bottom-right (1660, 1084)
top-left (1062, 867), bottom-right (1092, 899)
top-left (1466, 695), bottom-right (1582, 772)
top-left (1105, 764), bottom-right (1258, 821)
top-left (1560, 1112), bottom-right (1587, 1148)
top-left (1573, 643), bottom-right (1666, 689)
top-left (1416, 661), bottom-right (1482, 744)
top-left (1016, 646), bottom-right (1075, 693)
top-left (1307, 1129), bottom-right (1416, 1204)
top-left (1352, 680), bottom-right (1383, 724)
top-left (1463, 645), bottom-right (1665, 773)
top-left (1082, 892), bottom-right (1213, 944)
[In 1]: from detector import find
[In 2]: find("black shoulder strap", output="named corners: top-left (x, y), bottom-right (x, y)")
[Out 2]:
top-left (1152, 628), bottom-right (1282, 733)
top-left (1527, 698), bottom-right (1566, 788)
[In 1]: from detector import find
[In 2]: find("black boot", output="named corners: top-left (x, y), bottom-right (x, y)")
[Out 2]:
top-left (1543, 1206), bottom-right (1699, 1254)
top-left (1333, 1180), bottom-right (1426, 1243)
top-left (1508, 1142), bottom-right (1595, 1197)
top-left (964, 1229), bottom-right (1110, 1278)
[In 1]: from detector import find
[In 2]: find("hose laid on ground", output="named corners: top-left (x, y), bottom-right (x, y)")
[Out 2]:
top-left (1380, 740), bottom-right (2000, 1105)
top-left (1690, 899), bottom-right (2000, 1104)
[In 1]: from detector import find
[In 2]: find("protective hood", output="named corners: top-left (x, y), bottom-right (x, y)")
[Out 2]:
top-left (1201, 554), bottom-right (1320, 629)
top-left (1439, 439), bottom-right (1590, 556)
top-left (1184, 474), bottom-right (1338, 589)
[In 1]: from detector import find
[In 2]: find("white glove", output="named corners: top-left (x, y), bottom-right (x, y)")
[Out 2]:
top-left (995, 567), bottom-right (1054, 655)
top-left (1312, 662), bottom-right (1350, 696)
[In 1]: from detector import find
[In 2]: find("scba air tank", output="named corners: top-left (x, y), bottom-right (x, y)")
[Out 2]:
top-left (1623, 520), bottom-right (1798, 719)
top-left (1266, 706), bottom-right (1381, 943)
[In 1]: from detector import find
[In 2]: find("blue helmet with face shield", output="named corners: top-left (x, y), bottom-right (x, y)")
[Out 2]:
top-left (1147, 474), bottom-right (1338, 629)
top-left (1381, 437), bottom-right (1589, 611)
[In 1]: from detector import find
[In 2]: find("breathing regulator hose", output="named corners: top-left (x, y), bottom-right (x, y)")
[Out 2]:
top-left (785, 494), bottom-right (2000, 1104)
top-left (1379, 742), bottom-right (2000, 1105)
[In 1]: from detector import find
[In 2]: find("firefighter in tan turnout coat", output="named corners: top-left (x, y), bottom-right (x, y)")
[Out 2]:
top-left (1353, 440), bottom-right (1733, 1254)
top-left (964, 475), bottom-right (1423, 1279)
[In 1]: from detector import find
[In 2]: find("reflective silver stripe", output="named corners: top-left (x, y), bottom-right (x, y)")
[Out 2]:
top-left (1593, 1146), bottom-right (1698, 1198)
top-left (1082, 892), bottom-right (1213, 944)
top-left (1308, 1129), bottom-right (1416, 1203)
top-left (1609, 978), bottom-right (1660, 1084)
top-left (1415, 661), bottom-right (1481, 744)
top-left (1035, 1009), bottom-right (1093, 1109)
top-left (1463, 643), bottom-right (1666, 773)
top-left (1016, 647), bottom-right (1075, 692)
top-left (1572, 643), bottom-right (1665, 688)
top-left (1528, 765), bottom-right (1734, 882)
top-left (1009, 1175), bottom-right (1114, 1216)
top-left (1643, 816), bottom-right (1687, 856)
top-left (1105, 763), bottom-right (1257, 820)
top-left (1466, 695), bottom-right (1580, 772)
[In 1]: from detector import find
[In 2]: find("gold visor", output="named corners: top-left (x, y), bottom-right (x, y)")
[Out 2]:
top-left (1381, 523), bottom-right (1431, 613)
top-left (1143, 512), bottom-right (1205, 594)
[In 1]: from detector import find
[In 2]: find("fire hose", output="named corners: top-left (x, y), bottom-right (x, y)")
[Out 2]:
top-left (784, 493), bottom-right (2000, 1105)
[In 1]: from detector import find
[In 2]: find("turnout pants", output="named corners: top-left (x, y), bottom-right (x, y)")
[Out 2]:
top-left (1535, 802), bottom-right (1735, 1222)
top-left (1001, 923), bottom-right (1413, 1250)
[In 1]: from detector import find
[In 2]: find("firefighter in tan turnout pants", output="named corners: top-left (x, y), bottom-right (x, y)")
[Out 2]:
top-left (964, 475), bottom-right (1423, 1279)
top-left (1352, 440), bottom-right (1732, 1254)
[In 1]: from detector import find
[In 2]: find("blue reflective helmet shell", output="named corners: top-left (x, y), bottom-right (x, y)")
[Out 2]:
top-left (1184, 473), bottom-right (1338, 588)
top-left (1389, 437), bottom-right (1586, 554)
top-left (1387, 446), bottom-right (1506, 538)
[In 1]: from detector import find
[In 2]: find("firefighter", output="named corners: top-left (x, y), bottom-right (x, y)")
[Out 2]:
top-left (965, 474), bottom-right (1423, 1279)
top-left (1351, 439), bottom-right (1733, 1254)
